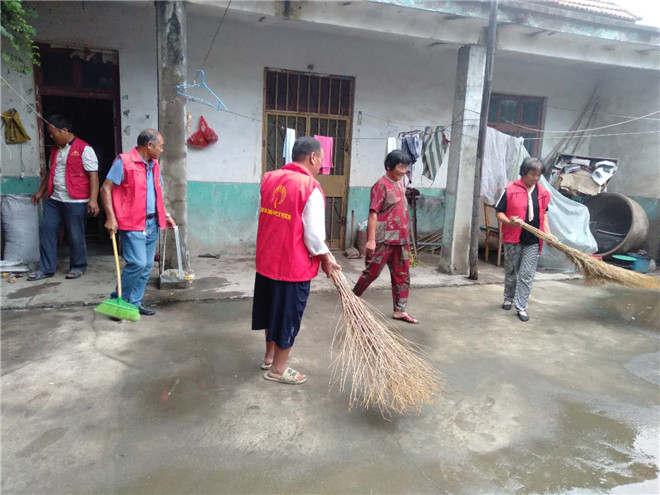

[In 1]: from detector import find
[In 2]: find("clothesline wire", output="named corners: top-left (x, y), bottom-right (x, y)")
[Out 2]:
top-left (546, 104), bottom-right (660, 122)
top-left (0, 75), bottom-right (53, 127)
top-left (516, 129), bottom-right (660, 141)
top-left (5, 73), bottom-right (656, 145)
top-left (222, 107), bottom-right (471, 141)
top-left (200, 0), bottom-right (231, 71)
top-left (225, 107), bottom-right (660, 142)
top-left (464, 107), bottom-right (660, 135)
top-left (361, 106), bottom-right (660, 136)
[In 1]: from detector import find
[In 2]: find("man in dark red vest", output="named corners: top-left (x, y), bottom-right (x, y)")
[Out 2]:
top-left (100, 129), bottom-right (176, 316)
top-left (253, 136), bottom-right (341, 385)
top-left (29, 115), bottom-right (100, 281)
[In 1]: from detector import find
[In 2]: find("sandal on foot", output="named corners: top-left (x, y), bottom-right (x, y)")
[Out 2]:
top-left (393, 314), bottom-right (419, 324)
top-left (260, 362), bottom-right (273, 370)
top-left (27, 271), bottom-right (54, 282)
top-left (65, 269), bottom-right (86, 280)
top-left (263, 367), bottom-right (307, 385)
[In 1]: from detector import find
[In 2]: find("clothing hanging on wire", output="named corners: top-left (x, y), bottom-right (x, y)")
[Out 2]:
top-left (386, 137), bottom-right (398, 154)
top-left (400, 134), bottom-right (421, 182)
top-left (421, 126), bottom-right (448, 180)
top-left (1, 109), bottom-right (30, 144)
top-left (314, 135), bottom-right (334, 174)
top-left (283, 128), bottom-right (296, 163)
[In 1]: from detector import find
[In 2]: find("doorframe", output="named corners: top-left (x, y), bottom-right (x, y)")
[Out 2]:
top-left (33, 43), bottom-right (121, 176)
top-left (261, 67), bottom-right (355, 248)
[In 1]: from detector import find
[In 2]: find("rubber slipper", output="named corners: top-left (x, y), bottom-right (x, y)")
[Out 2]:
top-left (263, 367), bottom-right (307, 385)
top-left (65, 270), bottom-right (85, 280)
top-left (27, 271), bottom-right (54, 282)
top-left (260, 362), bottom-right (273, 370)
top-left (393, 314), bottom-right (419, 324)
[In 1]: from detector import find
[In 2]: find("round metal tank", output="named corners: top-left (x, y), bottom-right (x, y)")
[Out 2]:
top-left (585, 193), bottom-right (649, 257)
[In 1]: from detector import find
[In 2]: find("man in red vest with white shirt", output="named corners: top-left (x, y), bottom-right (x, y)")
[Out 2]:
top-left (29, 115), bottom-right (100, 281)
top-left (100, 129), bottom-right (176, 316)
top-left (253, 136), bottom-right (341, 385)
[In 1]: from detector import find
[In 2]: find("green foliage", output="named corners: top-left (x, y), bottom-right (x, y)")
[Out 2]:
top-left (1, 0), bottom-right (40, 74)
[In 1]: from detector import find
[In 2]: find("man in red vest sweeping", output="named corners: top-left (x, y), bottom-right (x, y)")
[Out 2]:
top-left (253, 136), bottom-right (341, 385)
top-left (100, 129), bottom-right (176, 316)
top-left (29, 115), bottom-right (100, 281)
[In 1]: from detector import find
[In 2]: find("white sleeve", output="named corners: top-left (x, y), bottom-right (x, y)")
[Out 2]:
top-left (302, 188), bottom-right (330, 256)
top-left (82, 146), bottom-right (99, 172)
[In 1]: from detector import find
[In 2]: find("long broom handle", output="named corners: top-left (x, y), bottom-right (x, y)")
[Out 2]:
top-left (111, 233), bottom-right (122, 299)
top-left (519, 222), bottom-right (557, 246)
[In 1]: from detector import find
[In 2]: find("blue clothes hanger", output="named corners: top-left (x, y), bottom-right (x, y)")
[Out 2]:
top-left (174, 70), bottom-right (228, 111)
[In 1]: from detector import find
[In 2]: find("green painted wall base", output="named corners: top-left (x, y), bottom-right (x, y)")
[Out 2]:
top-left (345, 185), bottom-right (445, 249)
top-left (185, 182), bottom-right (446, 254)
top-left (187, 181), bottom-right (260, 255)
top-left (1, 176), bottom-right (40, 195)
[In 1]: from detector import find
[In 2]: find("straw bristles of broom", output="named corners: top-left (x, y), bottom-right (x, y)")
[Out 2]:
top-left (520, 223), bottom-right (660, 290)
top-left (328, 269), bottom-right (444, 417)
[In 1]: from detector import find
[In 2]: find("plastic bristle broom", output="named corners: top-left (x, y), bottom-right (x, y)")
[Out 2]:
top-left (94, 233), bottom-right (140, 321)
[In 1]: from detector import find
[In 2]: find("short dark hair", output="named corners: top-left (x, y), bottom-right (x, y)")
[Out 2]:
top-left (384, 149), bottom-right (412, 171)
top-left (519, 157), bottom-right (545, 176)
top-left (137, 128), bottom-right (161, 147)
top-left (291, 136), bottom-right (322, 162)
top-left (47, 115), bottom-right (73, 132)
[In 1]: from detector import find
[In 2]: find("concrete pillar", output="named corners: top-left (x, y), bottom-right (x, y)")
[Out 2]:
top-left (156, 1), bottom-right (188, 263)
top-left (439, 44), bottom-right (486, 274)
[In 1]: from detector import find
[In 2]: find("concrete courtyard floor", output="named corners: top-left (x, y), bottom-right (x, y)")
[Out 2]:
top-left (2, 263), bottom-right (659, 493)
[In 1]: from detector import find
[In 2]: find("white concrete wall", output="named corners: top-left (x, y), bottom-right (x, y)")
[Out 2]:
top-left (1, 0), bottom-right (158, 180)
top-left (4, 1), bottom-right (652, 195)
top-left (589, 67), bottom-right (660, 198)
top-left (1, 71), bottom-right (40, 178)
top-left (186, 11), bottom-right (611, 190)
top-left (184, 9), bottom-right (456, 189)
top-left (491, 54), bottom-right (606, 161)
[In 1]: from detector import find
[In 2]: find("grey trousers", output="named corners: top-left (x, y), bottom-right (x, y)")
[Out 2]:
top-left (503, 243), bottom-right (540, 312)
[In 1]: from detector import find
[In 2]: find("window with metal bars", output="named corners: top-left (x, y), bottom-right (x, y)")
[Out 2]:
top-left (488, 94), bottom-right (546, 156)
top-left (263, 68), bottom-right (355, 248)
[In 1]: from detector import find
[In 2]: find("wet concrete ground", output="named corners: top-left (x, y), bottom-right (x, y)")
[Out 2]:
top-left (2, 280), bottom-right (659, 494)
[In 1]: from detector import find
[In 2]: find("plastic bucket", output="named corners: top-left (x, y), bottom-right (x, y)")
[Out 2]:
top-left (627, 253), bottom-right (651, 274)
top-left (611, 254), bottom-right (635, 270)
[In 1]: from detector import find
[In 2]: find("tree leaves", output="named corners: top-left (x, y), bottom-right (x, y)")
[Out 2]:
top-left (1, 0), bottom-right (40, 74)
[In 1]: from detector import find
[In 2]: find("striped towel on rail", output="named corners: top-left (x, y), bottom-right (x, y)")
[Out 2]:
top-left (421, 126), bottom-right (448, 180)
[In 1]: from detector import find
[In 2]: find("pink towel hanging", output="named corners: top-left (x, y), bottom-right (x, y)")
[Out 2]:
top-left (314, 135), bottom-right (334, 175)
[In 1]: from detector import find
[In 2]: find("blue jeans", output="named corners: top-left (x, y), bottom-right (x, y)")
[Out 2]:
top-left (39, 199), bottom-right (88, 274)
top-left (113, 217), bottom-right (159, 306)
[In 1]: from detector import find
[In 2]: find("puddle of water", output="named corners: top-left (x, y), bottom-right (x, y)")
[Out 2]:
top-left (189, 277), bottom-right (230, 291)
top-left (586, 290), bottom-right (660, 331)
top-left (470, 400), bottom-right (658, 494)
top-left (624, 352), bottom-right (660, 386)
top-left (7, 281), bottom-right (62, 299)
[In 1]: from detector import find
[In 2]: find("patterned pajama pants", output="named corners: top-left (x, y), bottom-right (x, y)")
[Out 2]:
top-left (353, 243), bottom-right (410, 312)
top-left (503, 243), bottom-right (540, 312)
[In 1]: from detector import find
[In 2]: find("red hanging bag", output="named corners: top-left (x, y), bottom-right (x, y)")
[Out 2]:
top-left (187, 116), bottom-right (218, 147)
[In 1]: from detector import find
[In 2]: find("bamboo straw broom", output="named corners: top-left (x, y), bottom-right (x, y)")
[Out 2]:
top-left (520, 223), bottom-right (660, 290)
top-left (328, 269), bottom-right (444, 417)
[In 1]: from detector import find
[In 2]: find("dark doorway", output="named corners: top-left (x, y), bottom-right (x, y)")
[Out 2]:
top-left (41, 96), bottom-right (116, 184)
top-left (35, 45), bottom-right (121, 246)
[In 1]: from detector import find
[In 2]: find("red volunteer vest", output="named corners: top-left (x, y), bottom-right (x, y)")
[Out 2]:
top-left (255, 162), bottom-right (326, 282)
top-left (501, 179), bottom-right (551, 252)
top-left (111, 148), bottom-right (167, 231)
top-left (47, 137), bottom-right (91, 200)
